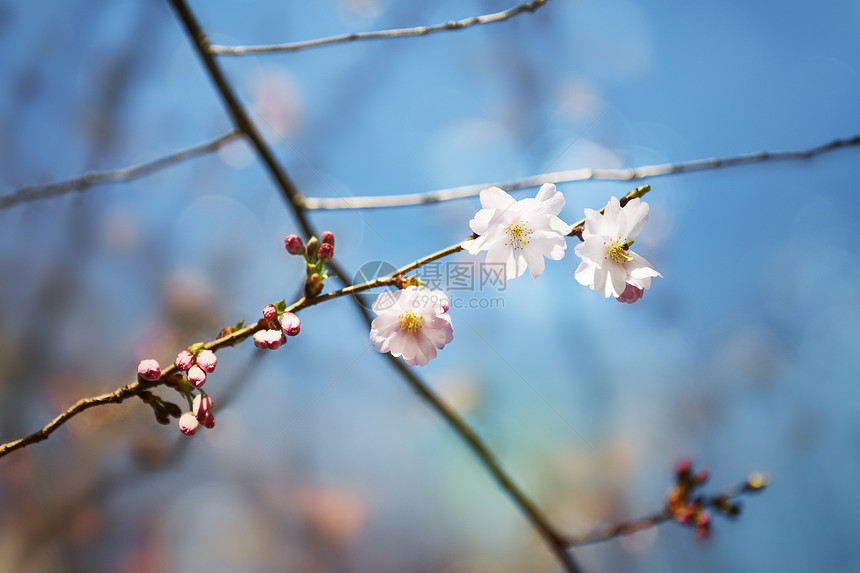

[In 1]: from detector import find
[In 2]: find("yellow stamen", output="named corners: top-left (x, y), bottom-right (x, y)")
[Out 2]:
top-left (605, 239), bottom-right (633, 264)
top-left (399, 312), bottom-right (423, 334)
top-left (505, 221), bottom-right (534, 251)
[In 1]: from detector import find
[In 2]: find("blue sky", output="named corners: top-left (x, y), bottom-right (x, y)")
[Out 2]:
top-left (1, 1), bottom-right (860, 571)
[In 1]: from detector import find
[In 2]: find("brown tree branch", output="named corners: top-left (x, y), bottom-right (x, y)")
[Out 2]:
top-left (0, 130), bottom-right (242, 210)
top-left (0, 382), bottom-right (145, 458)
top-left (209, 0), bottom-right (549, 56)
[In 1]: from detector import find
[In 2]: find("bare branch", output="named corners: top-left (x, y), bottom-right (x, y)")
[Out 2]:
top-left (298, 133), bottom-right (860, 210)
top-left (0, 383), bottom-right (144, 458)
top-left (565, 477), bottom-right (766, 547)
top-left (0, 131), bottom-right (242, 210)
top-left (209, 0), bottom-right (548, 56)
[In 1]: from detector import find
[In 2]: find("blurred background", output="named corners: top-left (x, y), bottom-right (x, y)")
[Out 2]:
top-left (1, 0), bottom-right (860, 571)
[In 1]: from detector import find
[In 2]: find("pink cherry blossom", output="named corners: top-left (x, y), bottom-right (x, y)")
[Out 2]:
top-left (369, 286), bottom-right (453, 367)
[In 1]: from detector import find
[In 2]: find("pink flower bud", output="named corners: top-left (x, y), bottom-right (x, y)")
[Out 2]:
top-left (193, 393), bottom-right (215, 429)
top-left (196, 349), bottom-right (217, 373)
top-left (187, 365), bottom-right (207, 388)
top-left (179, 412), bottom-right (199, 436)
top-left (616, 283), bottom-right (645, 304)
top-left (137, 359), bottom-right (161, 381)
top-left (284, 234), bottom-right (305, 255)
top-left (695, 511), bottom-right (711, 539)
top-left (321, 231), bottom-right (334, 246)
top-left (676, 502), bottom-right (697, 524)
top-left (253, 329), bottom-right (284, 350)
top-left (263, 304), bottom-right (277, 321)
top-left (176, 350), bottom-right (194, 371)
top-left (279, 312), bottom-right (301, 336)
top-left (676, 458), bottom-right (692, 478)
top-left (317, 243), bottom-right (334, 261)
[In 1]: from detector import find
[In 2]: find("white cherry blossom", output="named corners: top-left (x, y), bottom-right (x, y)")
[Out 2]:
top-left (462, 184), bottom-right (568, 280)
top-left (574, 196), bottom-right (661, 298)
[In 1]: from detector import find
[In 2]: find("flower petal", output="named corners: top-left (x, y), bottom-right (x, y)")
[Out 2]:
top-left (479, 186), bottom-right (516, 210)
top-left (536, 183), bottom-right (565, 215)
top-left (523, 245), bottom-right (546, 278)
top-left (574, 260), bottom-right (597, 288)
top-left (607, 263), bottom-right (629, 298)
top-left (622, 198), bottom-right (649, 240)
top-left (372, 290), bottom-right (400, 314)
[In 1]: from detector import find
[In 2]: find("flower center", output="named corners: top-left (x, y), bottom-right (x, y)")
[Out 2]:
top-left (605, 239), bottom-right (633, 264)
top-left (505, 220), bottom-right (534, 251)
top-left (398, 312), bottom-right (423, 334)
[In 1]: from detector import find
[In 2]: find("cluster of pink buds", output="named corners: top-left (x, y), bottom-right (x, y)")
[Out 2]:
top-left (666, 459), bottom-right (713, 538)
top-left (254, 301), bottom-right (301, 350)
top-left (175, 346), bottom-right (218, 388)
top-left (179, 393), bottom-right (215, 436)
top-left (284, 231), bottom-right (335, 298)
top-left (665, 459), bottom-right (768, 539)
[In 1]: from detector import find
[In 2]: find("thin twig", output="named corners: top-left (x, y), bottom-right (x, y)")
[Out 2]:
top-left (297, 134), bottom-right (860, 210)
top-left (209, 0), bottom-right (548, 56)
top-left (565, 479), bottom-right (765, 547)
top-left (0, 382), bottom-right (145, 458)
top-left (167, 0), bottom-right (316, 240)
top-left (0, 131), bottom-right (242, 210)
